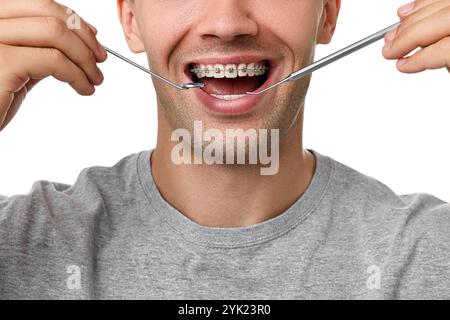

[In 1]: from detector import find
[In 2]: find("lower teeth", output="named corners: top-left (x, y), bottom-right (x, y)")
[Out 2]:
top-left (210, 94), bottom-right (247, 101)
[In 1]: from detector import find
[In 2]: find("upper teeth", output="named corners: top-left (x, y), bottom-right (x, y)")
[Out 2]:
top-left (190, 63), bottom-right (269, 79)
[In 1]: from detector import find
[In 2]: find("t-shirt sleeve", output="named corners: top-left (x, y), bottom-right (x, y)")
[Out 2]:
top-left (0, 180), bottom-right (75, 247)
top-left (0, 153), bottom-right (136, 298)
top-left (391, 193), bottom-right (450, 299)
top-left (0, 180), bottom-right (77, 297)
top-left (0, 180), bottom-right (76, 255)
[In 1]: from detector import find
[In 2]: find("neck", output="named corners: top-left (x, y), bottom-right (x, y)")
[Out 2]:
top-left (151, 111), bottom-right (316, 228)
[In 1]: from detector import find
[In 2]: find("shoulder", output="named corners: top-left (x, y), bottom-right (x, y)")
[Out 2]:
top-left (325, 154), bottom-right (449, 223)
top-left (321, 152), bottom-right (450, 254)
top-left (0, 150), bottom-right (145, 247)
top-left (396, 192), bottom-right (450, 242)
top-left (387, 193), bottom-right (450, 298)
top-left (322, 154), bottom-right (450, 297)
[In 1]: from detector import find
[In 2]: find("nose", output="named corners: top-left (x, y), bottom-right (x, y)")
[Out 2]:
top-left (195, 0), bottom-right (258, 42)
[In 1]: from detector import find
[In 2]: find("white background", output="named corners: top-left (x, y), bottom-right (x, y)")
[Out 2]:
top-left (0, 0), bottom-right (448, 202)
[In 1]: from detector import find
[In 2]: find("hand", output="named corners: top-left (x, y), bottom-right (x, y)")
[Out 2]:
top-left (382, 0), bottom-right (450, 74)
top-left (0, 0), bottom-right (107, 132)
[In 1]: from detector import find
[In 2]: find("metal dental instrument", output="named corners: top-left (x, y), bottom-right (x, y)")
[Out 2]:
top-left (247, 21), bottom-right (401, 95)
top-left (103, 46), bottom-right (205, 90)
top-left (103, 21), bottom-right (399, 93)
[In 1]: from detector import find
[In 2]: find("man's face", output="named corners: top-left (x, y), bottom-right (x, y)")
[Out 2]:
top-left (120, 0), bottom-right (338, 138)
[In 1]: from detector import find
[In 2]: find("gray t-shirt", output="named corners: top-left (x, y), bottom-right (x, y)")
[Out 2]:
top-left (0, 149), bottom-right (449, 299)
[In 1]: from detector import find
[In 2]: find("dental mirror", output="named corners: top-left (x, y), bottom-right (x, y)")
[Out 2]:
top-left (103, 21), bottom-right (400, 95)
top-left (103, 47), bottom-right (204, 91)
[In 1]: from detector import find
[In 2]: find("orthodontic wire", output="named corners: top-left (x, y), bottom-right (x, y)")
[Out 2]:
top-left (190, 65), bottom-right (269, 77)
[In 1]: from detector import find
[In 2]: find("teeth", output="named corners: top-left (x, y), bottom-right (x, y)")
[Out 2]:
top-left (197, 64), bottom-right (206, 78)
top-left (205, 65), bottom-right (214, 78)
top-left (214, 64), bottom-right (225, 78)
top-left (247, 63), bottom-right (255, 77)
top-left (191, 62), bottom-right (268, 79)
top-left (225, 64), bottom-right (238, 78)
top-left (238, 63), bottom-right (248, 77)
top-left (256, 65), bottom-right (263, 76)
top-left (210, 94), bottom-right (247, 101)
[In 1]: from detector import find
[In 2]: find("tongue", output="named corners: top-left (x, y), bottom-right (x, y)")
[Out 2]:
top-left (201, 77), bottom-right (262, 95)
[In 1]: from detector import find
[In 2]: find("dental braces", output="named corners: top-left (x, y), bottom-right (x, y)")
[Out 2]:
top-left (190, 65), bottom-right (269, 74)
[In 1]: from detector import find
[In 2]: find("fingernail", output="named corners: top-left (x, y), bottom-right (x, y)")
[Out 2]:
top-left (398, 58), bottom-right (408, 66)
top-left (96, 66), bottom-right (104, 84)
top-left (88, 24), bottom-right (98, 34)
top-left (385, 28), bottom-right (398, 42)
top-left (97, 43), bottom-right (107, 59)
top-left (399, 2), bottom-right (415, 15)
top-left (383, 41), bottom-right (392, 51)
top-left (82, 18), bottom-right (98, 34)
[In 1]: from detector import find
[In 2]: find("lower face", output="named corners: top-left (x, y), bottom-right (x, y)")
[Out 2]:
top-left (133, 0), bottom-right (321, 140)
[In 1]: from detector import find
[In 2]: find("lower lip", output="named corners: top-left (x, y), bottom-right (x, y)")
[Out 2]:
top-left (185, 66), bottom-right (280, 116)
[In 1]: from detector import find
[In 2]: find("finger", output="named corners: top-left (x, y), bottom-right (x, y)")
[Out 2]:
top-left (383, 7), bottom-right (450, 60)
top-left (0, 78), bottom-right (42, 131)
top-left (0, 17), bottom-right (103, 86)
top-left (83, 20), bottom-right (98, 35)
top-left (395, 36), bottom-right (450, 73)
top-left (0, 45), bottom-right (95, 96)
top-left (25, 79), bottom-right (40, 93)
top-left (0, 91), bottom-right (14, 129)
top-left (397, 0), bottom-right (442, 19)
top-left (396, 0), bottom-right (450, 31)
top-left (0, 86), bottom-right (27, 131)
top-left (0, 0), bottom-right (106, 62)
top-left (0, 78), bottom-right (39, 131)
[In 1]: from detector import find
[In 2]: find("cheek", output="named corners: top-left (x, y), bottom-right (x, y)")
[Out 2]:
top-left (135, 0), bottom-right (319, 69)
top-left (135, 2), bottom-right (199, 67)
top-left (257, 1), bottom-right (319, 58)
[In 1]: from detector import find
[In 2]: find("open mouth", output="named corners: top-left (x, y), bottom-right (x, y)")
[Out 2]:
top-left (185, 60), bottom-right (272, 101)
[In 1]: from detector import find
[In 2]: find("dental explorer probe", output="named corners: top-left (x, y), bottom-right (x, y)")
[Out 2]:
top-left (103, 47), bottom-right (205, 90)
top-left (247, 21), bottom-right (402, 95)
